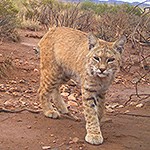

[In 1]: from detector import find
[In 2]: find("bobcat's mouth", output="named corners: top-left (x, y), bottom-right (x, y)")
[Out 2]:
top-left (89, 66), bottom-right (109, 78)
top-left (96, 69), bottom-right (110, 78)
top-left (97, 73), bottom-right (107, 78)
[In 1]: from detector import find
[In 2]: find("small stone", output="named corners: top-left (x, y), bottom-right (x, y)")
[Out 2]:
top-left (12, 92), bottom-right (21, 97)
top-left (27, 126), bottom-right (32, 129)
top-left (53, 140), bottom-right (56, 143)
top-left (109, 103), bottom-right (119, 108)
top-left (118, 105), bottom-right (124, 108)
top-left (17, 119), bottom-right (22, 122)
top-left (68, 94), bottom-right (76, 101)
top-left (136, 103), bottom-right (144, 108)
top-left (4, 100), bottom-right (12, 107)
top-left (19, 79), bottom-right (26, 84)
top-left (42, 146), bottom-right (51, 150)
top-left (124, 110), bottom-right (129, 113)
top-left (24, 61), bottom-right (28, 65)
top-left (130, 102), bottom-right (137, 106)
top-left (10, 80), bottom-right (17, 84)
top-left (69, 141), bottom-right (73, 144)
top-left (61, 92), bottom-right (69, 97)
top-left (132, 77), bottom-right (139, 83)
top-left (25, 146), bottom-right (29, 149)
top-left (115, 78), bottom-right (122, 84)
top-left (106, 107), bottom-right (114, 113)
top-left (25, 89), bottom-right (34, 93)
top-left (68, 101), bottom-right (78, 107)
top-left (32, 79), bottom-right (37, 83)
top-left (72, 137), bottom-right (79, 143)
top-left (34, 68), bottom-right (39, 72)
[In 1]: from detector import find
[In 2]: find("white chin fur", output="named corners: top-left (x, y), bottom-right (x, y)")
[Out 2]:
top-left (97, 73), bottom-right (108, 78)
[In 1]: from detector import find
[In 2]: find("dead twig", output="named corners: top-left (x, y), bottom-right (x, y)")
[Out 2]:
top-left (124, 70), bottom-right (150, 106)
top-left (0, 107), bottom-right (42, 113)
top-left (124, 94), bottom-right (150, 106)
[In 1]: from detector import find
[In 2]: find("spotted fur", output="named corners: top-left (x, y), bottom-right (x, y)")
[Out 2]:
top-left (38, 27), bottom-right (126, 145)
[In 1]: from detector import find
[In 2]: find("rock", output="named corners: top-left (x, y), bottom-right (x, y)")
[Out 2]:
top-left (25, 89), bottom-right (35, 93)
top-left (68, 141), bottom-right (73, 144)
top-left (130, 102), bottom-right (137, 106)
top-left (72, 137), bottom-right (79, 143)
top-left (109, 103), bottom-right (119, 108)
top-left (4, 100), bottom-right (13, 107)
top-left (124, 110), bottom-right (129, 113)
top-left (118, 105), bottom-right (124, 108)
top-left (42, 146), bottom-right (51, 150)
top-left (68, 101), bottom-right (78, 107)
top-left (61, 92), bottom-right (69, 97)
top-left (68, 94), bottom-right (76, 101)
top-left (34, 68), bottom-right (38, 72)
top-left (12, 92), bottom-right (21, 97)
top-left (9, 80), bottom-right (17, 84)
top-left (33, 102), bottom-right (38, 106)
top-left (19, 79), bottom-right (26, 84)
top-left (8, 87), bottom-right (19, 93)
top-left (136, 103), bottom-right (144, 108)
top-left (17, 119), bottom-right (22, 122)
top-left (106, 107), bottom-right (114, 113)
top-left (115, 78), bottom-right (122, 84)
top-left (24, 61), bottom-right (28, 65)
top-left (53, 140), bottom-right (56, 143)
top-left (132, 77), bottom-right (139, 84)
top-left (27, 126), bottom-right (32, 129)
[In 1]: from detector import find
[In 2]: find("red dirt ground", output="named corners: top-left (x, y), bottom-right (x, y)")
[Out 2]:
top-left (0, 30), bottom-right (150, 150)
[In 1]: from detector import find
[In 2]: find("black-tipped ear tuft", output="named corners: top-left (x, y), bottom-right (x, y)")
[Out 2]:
top-left (113, 35), bottom-right (127, 54)
top-left (88, 33), bottom-right (98, 50)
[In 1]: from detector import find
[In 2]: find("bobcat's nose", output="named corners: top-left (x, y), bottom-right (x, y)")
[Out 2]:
top-left (100, 68), bottom-right (106, 73)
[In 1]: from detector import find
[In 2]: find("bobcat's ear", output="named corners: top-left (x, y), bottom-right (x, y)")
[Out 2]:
top-left (87, 33), bottom-right (98, 50)
top-left (113, 35), bottom-right (127, 54)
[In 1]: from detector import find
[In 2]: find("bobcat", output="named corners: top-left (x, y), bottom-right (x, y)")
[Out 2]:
top-left (38, 27), bottom-right (126, 145)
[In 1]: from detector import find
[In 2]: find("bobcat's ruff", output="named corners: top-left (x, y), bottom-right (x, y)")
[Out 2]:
top-left (38, 27), bottom-right (126, 145)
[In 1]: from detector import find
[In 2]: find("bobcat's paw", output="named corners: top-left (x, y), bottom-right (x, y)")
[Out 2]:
top-left (85, 133), bottom-right (103, 145)
top-left (44, 110), bottom-right (60, 119)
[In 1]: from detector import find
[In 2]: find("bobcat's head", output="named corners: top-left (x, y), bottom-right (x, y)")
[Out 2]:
top-left (86, 34), bottom-right (126, 78)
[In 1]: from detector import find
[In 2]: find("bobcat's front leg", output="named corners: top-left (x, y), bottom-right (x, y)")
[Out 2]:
top-left (82, 89), bottom-right (104, 145)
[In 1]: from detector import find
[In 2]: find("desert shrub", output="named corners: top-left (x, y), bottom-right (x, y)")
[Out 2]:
top-left (95, 10), bottom-right (141, 41)
top-left (36, 0), bottom-right (96, 31)
top-left (80, 2), bottom-right (142, 15)
top-left (0, 0), bottom-right (19, 41)
top-left (80, 1), bottom-right (119, 14)
top-left (20, 18), bottom-right (41, 31)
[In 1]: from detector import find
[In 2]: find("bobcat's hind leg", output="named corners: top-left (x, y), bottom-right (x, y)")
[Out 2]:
top-left (52, 88), bottom-right (69, 114)
top-left (39, 72), bottom-right (60, 119)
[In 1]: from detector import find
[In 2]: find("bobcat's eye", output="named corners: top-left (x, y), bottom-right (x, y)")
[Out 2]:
top-left (107, 58), bottom-right (115, 63)
top-left (93, 56), bottom-right (100, 62)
